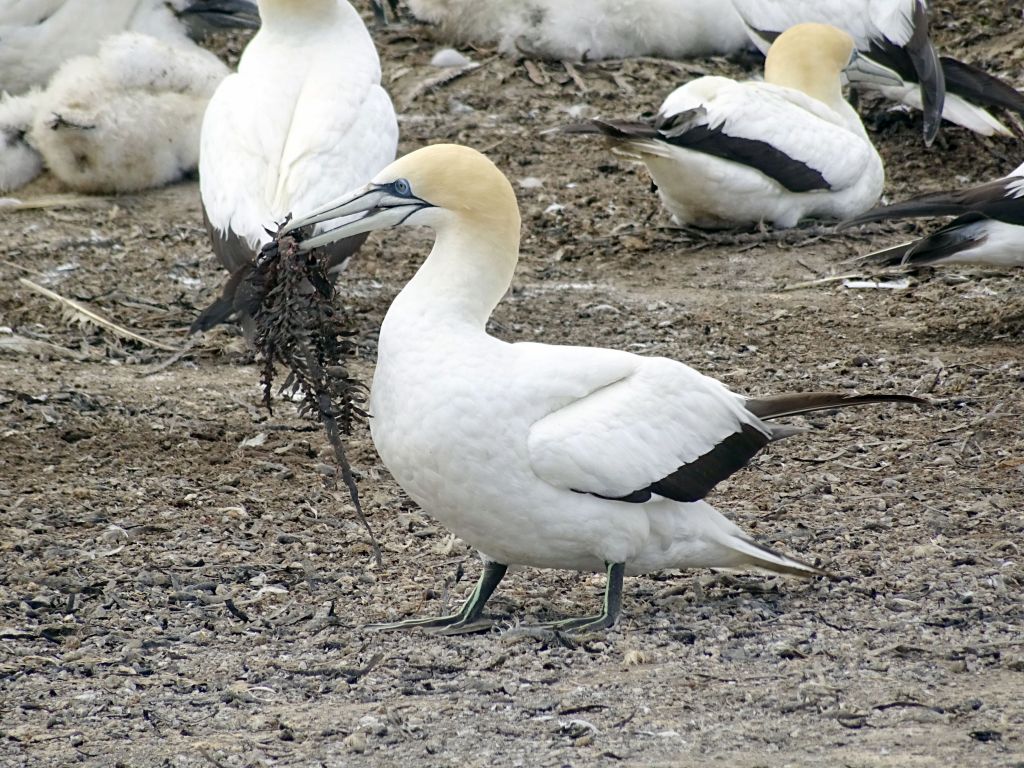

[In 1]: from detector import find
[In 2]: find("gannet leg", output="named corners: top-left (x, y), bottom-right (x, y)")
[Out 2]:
top-left (532, 561), bottom-right (625, 634)
top-left (366, 560), bottom-right (507, 633)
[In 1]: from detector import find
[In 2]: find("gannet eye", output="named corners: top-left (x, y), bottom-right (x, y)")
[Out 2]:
top-left (392, 178), bottom-right (412, 197)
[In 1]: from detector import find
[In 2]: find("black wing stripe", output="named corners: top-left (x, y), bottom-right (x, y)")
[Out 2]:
top-left (903, 213), bottom-right (991, 264)
top-left (657, 107), bottom-right (831, 193)
top-left (940, 56), bottom-right (1024, 115)
top-left (904, 0), bottom-right (944, 144)
top-left (840, 181), bottom-right (1024, 228)
top-left (583, 423), bottom-right (771, 504)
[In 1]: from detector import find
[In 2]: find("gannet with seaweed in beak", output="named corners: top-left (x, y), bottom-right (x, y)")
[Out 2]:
top-left (270, 144), bottom-right (923, 633)
top-left (562, 23), bottom-right (893, 230)
top-left (729, 0), bottom-right (1024, 141)
top-left (192, 0), bottom-right (398, 336)
top-left (840, 160), bottom-right (1024, 268)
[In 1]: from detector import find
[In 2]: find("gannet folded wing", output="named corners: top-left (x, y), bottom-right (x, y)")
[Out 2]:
top-left (525, 349), bottom-right (769, 503)
top-left (526, 346), bottom-right (920, 504)
top-left (858, 213), bottom-right (1024, 268)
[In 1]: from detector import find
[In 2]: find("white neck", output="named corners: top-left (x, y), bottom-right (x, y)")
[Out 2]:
top-left (388, 215), bottom-right (520, 333)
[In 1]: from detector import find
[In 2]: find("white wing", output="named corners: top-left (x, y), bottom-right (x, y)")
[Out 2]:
top-left (728, 0), bottom-right (920, 50)
top-left (522, 344), bottom-right (769, 502)
top-left (659, 79), bottom-right (874, 194)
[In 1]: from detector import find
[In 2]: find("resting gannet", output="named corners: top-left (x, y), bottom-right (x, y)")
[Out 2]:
top-left (23, 32), bottom-right (227, 193)
top-left (842, 160), bottom-right (1024, 268)
top-left (192, 0), bottom-right (398, 337)
top-left (729, 0), bottom-right (1024, 141)
top-left (404, 0), bottom-right (750, 61)
top-left (0, 0), bottom-right (258, 96)
top-left (270, 144), bottom-right (923, 633)
top-left (563, 23), bottom-right (892, 230)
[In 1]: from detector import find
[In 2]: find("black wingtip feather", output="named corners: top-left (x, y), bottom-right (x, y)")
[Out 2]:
top-left (745, 392), bottom-right (926, 420)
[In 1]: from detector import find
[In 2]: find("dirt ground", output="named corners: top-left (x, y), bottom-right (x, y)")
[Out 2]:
top-left (2, 2), bottom-right (1023, 766)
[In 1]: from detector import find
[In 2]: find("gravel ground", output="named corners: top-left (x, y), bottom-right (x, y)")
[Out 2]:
top-left (1, 2), bottom-right (1023, 766)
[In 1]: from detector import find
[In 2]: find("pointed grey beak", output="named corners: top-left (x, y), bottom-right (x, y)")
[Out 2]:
top-left (283, 184), bottom-right (430, 252)
top-left (843, 50), bottom-right (906, 89)
top-left (177, 0), bottom-right (261, 34)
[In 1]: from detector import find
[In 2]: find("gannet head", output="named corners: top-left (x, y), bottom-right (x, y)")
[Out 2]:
top-left (765, 23), bottom-right (902, 108)
top-left (285, 144), bottom-right (520, 252)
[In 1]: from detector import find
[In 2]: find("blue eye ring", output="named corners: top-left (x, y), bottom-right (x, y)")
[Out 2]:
top-left (393, 178), bottom-right (411, 197)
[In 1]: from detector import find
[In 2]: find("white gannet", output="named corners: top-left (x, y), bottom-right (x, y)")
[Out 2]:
top-left (273, 144), bottom-right (922, 633)
top-left (562, 23), bottom-right (892, 230)
top-left (0, 0), bottom-right (258, 96)
top-left (0, 88), bottom-right (43, 192)
top-left (729, 0), bottom-right (1024, 142)
top-left (191, 0), bottom-right (398, 336)
top-left (404, 0), bottom-right (750, 61)
top-left (24, 32), bottom-right (227, 194)
top-left (841, 160), bottom-right (1024, 268)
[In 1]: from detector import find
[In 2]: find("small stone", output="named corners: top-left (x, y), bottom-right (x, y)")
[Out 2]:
top-left (345, 732), bottom-right (367, 753)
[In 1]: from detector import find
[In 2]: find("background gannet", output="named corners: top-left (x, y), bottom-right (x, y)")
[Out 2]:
top-left (729, 0), bottom-right (1024, 141)
top-left (273, 144), bottom-right (922, 633)
top-left (192, 0), bottom-right (398, 336)
top-left (21, 32), bottom-right (228, 194)
top-left (0, 0), bottom-right (258, 96)
top-left (403, 0), bottom-right (750, 61)
top-left (561, 23), bottom-right (889, 230)
top-left (842, 160), bottom-right (1024, 268)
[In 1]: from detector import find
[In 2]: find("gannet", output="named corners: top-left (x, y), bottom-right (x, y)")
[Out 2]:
top-left (191, 0), bottom-right (398, 336)
top-left (21, 32), bottom-right (227, 194)
top-left (0, 0), bottom-right (258, 96)
top-left (272, 144), bottom-right (922, 633)
top-left (841, 160), bottom-right (1024, 268)
top-left (562, 23), bottom-right (891, 230)
top-left (729, 0), bottom-right (1024, 141)
top-left (404, 0), bottom-right (750, 61)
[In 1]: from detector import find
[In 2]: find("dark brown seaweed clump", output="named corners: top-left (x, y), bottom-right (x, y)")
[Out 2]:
top-left (252, 225), bottom-right (381, 563)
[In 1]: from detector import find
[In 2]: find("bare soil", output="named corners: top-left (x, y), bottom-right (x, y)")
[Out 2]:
top-left (2, 2), bottom-right (1023, 766)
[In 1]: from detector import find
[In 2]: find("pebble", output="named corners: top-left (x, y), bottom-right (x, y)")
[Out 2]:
top-left (345, 732), bottom-right (368, 754)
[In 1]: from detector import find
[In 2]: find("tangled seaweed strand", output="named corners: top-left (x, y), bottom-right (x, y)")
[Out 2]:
top-left (252, 225), bottom-right (381, 564)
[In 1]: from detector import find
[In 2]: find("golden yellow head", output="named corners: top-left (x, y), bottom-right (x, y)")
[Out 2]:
top-left (373, 144), bottom-right (519, 226)
top-left (764, 23), bottom-right (855, 106)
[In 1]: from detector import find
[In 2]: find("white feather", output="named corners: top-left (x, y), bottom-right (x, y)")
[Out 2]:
top-left (0, 0), bottom-right (238, 95)
top-left (28, 32), bottom-right (227, 193)
top-left (0, 88), bottom-right (44, 192)
top-left (199, 0), bottom-right (398, 249)
top-left (405, 0), bottom-right (750, 60)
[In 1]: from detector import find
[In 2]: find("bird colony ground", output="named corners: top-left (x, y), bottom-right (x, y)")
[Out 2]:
top-left (2, 2), bottom-right (1023, 766)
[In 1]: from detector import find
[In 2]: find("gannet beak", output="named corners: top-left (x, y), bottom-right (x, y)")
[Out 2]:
top-left (177, 0), bottom-right (261, 32)
top-left (843, 50), bottom-right (905, 89)
top-left (283, 183), bottom-right (431, 252)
